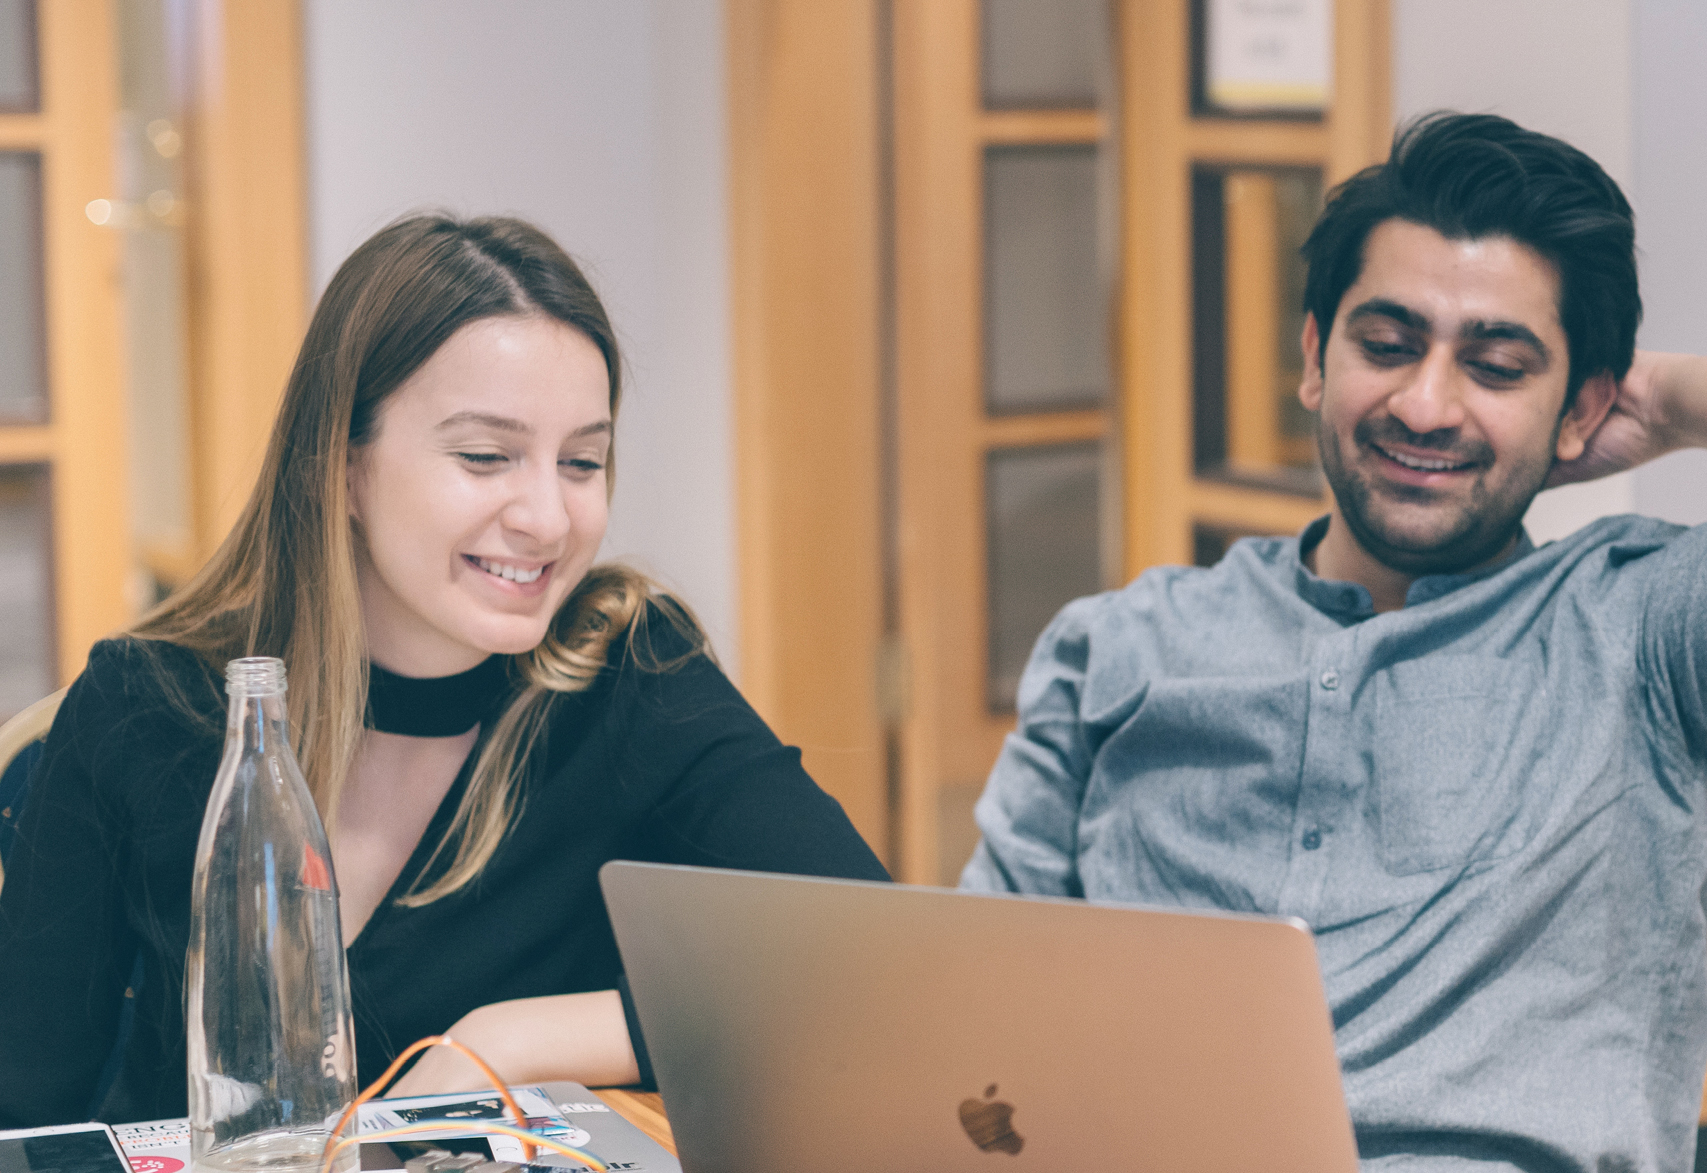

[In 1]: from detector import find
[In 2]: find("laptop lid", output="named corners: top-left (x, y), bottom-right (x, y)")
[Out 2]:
top-left (600, 862), bottom-right (1357, 1173)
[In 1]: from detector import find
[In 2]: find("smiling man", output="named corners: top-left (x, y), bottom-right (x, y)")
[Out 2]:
top-left (961, 113), bottom-right (1707, 1171)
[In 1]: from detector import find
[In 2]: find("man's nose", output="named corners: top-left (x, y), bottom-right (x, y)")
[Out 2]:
top-left (1386, 345), bottom-right (1466, 436)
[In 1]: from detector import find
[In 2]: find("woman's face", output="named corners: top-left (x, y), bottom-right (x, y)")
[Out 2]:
top-left (348, 315), bottom-right (612, 676)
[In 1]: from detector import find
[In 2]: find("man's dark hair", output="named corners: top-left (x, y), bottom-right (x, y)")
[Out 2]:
top-left (1301, 111), bottom-right (1640, 405)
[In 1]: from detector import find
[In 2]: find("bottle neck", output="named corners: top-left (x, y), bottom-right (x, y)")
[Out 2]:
top-left (224, 657), bottom-right (292, 754)
top-left (227, 688), bottom-right (291, 753)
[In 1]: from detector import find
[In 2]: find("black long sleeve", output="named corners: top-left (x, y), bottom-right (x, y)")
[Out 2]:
top-left (0, 621), bottom-right (887, 1125)
top-left (0, 639), bottom-right (223, 1126)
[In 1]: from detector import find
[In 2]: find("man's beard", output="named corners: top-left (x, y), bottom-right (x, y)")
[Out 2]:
top-left (1317, 414), bottom-right (1558, 577)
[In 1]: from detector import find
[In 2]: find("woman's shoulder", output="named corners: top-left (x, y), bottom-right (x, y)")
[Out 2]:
top-left (616, 595), bottom-right (709, 671)
top-left (61, 637), bottom-right (224, 745)
top-left (542, 594), bottom-right (739, 732)
top-left (596, 596), bottom-right (732, 708)
top-left (79, 636), bottom-right (219, 696)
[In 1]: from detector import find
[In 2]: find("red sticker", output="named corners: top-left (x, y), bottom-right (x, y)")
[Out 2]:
top-left (128, 1157), bottom-right (184, 1173)
top-left (301, 842), bottom-right (332, 891)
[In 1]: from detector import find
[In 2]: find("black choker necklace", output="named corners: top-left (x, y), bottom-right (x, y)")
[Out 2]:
top-left (366, 656), bottom-right (510, 737)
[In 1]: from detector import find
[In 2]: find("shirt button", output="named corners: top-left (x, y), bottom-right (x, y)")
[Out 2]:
top-left (1302, 828), bottom-right (1323, 851)
top-left (1319, 669), bottom-right (1340, 690)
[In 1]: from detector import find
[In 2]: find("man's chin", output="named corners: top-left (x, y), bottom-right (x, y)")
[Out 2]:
top-left (1344, 506), bottom-right (1521, 578)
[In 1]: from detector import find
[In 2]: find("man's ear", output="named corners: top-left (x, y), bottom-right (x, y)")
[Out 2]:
top-left (1298, 312), bottom-right (1324, 412)
top-left (1554, 371), bottom-right (1619, 463)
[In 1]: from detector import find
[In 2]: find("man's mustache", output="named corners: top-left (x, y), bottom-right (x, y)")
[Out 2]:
top-left (1352, 417), bottom-right (1492, 467)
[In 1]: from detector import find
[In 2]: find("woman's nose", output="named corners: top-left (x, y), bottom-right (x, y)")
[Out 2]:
top-left (500, 463), bottom-right (573, 545)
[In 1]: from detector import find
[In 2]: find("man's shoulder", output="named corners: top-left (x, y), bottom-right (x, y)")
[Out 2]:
top-left (1526, 513), bottom-right (1704, 586)
top-left (1029, 537), bottom-right (1299, 686)
top-left (1103, 534), bottom-right (1298, 625)
top-left (1541, 511), bottom-right (1692, 549)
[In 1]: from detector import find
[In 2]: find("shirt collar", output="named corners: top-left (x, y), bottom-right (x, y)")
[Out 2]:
top-left (1291, 514), bottom-right (1537, 619)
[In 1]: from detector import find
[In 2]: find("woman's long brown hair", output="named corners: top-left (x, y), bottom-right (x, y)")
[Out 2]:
top-left (130, 214), bottom-right (699, 904)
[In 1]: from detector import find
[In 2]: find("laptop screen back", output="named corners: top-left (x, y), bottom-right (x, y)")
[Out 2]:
top-left (601, 862), bottom-right (1357, 1173)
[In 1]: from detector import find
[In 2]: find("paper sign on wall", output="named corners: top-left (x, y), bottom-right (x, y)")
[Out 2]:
top-left (1206, 0), bottom-right (1332, 113)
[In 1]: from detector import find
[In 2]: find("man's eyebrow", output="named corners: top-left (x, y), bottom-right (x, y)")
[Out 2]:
top-left (1344, 298), bottom-right (1431, 331)
top-left (1461, 320), bottom-right (1552, 365)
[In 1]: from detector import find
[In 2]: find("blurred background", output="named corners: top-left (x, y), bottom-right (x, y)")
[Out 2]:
top-left (1, 0), bottom-right (1702, 884)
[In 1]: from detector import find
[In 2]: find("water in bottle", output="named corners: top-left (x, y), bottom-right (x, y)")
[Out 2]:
top-left (186, 657), bottom-right (357, 1173)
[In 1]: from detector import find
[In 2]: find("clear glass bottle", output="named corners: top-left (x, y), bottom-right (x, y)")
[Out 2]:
top-left (186, 657), bottom-right (357, 1173)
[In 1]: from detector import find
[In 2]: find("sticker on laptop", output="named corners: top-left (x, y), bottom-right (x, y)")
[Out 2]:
top-left (364, 1087), bottom-right (568, 1133)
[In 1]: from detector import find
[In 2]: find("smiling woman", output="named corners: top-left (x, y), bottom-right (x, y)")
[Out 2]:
top-left (349, 318), bottom-right (615, 677)
top-left (0, 215), bottom-right (889, 1128)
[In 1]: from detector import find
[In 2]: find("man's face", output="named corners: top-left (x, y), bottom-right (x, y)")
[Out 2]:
top-left (1300, 219), bottom-right (1583, 576)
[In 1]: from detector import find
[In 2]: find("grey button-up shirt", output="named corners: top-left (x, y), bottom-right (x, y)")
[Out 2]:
top-left (963, 514), bottom-right (1707, 1172)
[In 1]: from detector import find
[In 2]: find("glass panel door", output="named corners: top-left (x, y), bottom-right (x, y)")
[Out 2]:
top-left (0, 465), bottom-right (53, 712)
top-left (116, 0), bottom-right (194, 600)
top-left (1191, 163), bottom-right (1323, 495)
top-left (891, 0), bottom-right (1116, 884)
top-left (0, 0), bottom-right (129, 706)
top-left (0, 150), bottom-right (45, 421)
top-left (984, 144), bottom-right (1107, 413)
top-left (0, 0), bottom-right (37, 112)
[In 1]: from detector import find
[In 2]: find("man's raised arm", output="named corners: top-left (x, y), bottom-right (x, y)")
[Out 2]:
top-left (1547, 350), bottom-right (1707, 486)
top-left (1619, 351), bottom-right (1707, 765)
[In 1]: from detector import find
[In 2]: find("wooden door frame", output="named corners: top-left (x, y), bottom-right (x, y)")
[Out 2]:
top-left (0, 0), bottom-right (306, 686)
top-left (0, 0), bottom-right (128, 685)
top-left (727, 0), bottom-right (890, 858)
top-left (1118, 0), bottom-right (1392, 574)
top-left (184, 0), bottom-right (309, 567)
top-left (889, 0), bottom-right (1116, 885)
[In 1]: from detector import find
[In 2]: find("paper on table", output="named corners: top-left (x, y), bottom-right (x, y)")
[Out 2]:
top-left (113, 1086), bottom-right (585, 1173)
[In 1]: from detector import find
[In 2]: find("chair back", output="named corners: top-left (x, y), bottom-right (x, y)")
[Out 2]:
top-left (0, 688), bottom-right (68, 893)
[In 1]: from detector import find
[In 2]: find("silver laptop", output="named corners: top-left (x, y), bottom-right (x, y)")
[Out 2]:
top-left (536, 1081), bottom-right (681, 1173)
top-left (599, 862), bottom-right (1357, 1173)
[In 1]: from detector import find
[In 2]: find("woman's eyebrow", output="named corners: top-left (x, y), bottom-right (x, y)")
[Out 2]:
top-left (436, 410), bottom-right (531, 434)
top-left (434, 412), bottom-right (612, 438)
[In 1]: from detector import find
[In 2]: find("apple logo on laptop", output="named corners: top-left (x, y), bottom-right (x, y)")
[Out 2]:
top-left (958, 1083), bottom-right (1024, 1155)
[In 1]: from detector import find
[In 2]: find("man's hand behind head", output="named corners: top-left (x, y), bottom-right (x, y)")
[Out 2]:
top-left (1545, 351), bottom-right (1707, 488)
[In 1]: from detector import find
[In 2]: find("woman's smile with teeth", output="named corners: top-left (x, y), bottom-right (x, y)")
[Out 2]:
top-left (469, 555), bottom-right (547, 584)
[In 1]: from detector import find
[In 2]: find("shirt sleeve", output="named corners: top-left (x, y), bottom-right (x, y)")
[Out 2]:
top-left (1640, 521), bottom-right (1707, 768)
top-left (0, 643), bottom-right (141, 1126)
top-left (608, 609), bottom-right (890, 884)
top-left (959, 596), bottom-right (1101, 897)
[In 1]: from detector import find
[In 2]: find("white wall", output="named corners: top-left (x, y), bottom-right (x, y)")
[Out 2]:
top-left (1393, 0), bottom-right (1707, 539)
top-left (1630, 0), bottom-right (1707, 526)
top-left (303, 0), bottom-right (739, 670)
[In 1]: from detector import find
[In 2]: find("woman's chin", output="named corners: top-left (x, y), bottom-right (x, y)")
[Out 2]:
top-left (467, 628), bottom-right (551, 658)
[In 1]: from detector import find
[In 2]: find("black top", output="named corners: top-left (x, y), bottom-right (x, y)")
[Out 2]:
top-left (0, 618), bottom-right (888, 1126)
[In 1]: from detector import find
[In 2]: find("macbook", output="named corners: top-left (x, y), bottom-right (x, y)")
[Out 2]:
top-left (600, 862), bottom-right (1357, 1172)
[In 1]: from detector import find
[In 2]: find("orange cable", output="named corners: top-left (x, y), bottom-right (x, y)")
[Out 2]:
top-left (319, 1036), bottom-right (538, 1167)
